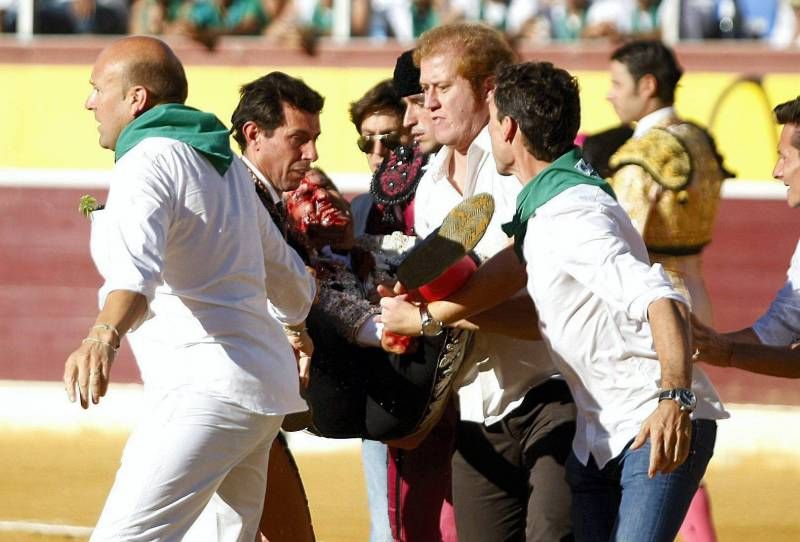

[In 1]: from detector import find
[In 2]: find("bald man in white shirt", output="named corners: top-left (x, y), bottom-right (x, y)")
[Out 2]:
top-left (63, 37), bottom-right (315, 541)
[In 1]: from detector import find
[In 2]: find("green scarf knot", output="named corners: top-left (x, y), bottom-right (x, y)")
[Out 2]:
top-left (502, 147), bottom-right (616, 262)
top-left (115, 104), bottom-right (233, 176)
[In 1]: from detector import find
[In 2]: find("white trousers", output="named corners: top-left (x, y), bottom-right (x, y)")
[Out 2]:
top-left (91, 389), bottom-right (283, 542)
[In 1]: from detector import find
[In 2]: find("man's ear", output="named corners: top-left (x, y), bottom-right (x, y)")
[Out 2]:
top-left (637, 73), bottom-right (658, 100)
top-left (241, 121), bottom-right (261, 148)
top-left (502, 115), bottom-right (517, 144)
top-left (129, 86), bottom-right (150, 116)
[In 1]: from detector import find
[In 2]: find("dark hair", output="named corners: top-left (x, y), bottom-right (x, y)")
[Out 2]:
top-left (123, 48), bottom-right (188, 105)
top-left (775, 97), bottom-right (800, 151)
top-left (415, 22), bottom-right (516, 98)
top-left (349, 79), bottom-right (405, 133)
top-left (610, 40), bottom-right (683, 105)
top-left (494, 62), bottom-right (581, 162)
top-left (230, 72), bottom-right (324, 152)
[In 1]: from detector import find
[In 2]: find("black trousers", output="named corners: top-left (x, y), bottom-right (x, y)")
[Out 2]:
top-left (304, 305), bottom-right (447, 441)
top-left (452, 379), bottom-right (577, 542)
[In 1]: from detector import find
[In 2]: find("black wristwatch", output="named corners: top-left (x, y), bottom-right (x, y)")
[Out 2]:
top-left (419, 304), bottom-right (444, 337)
top-left (658, 388), bottom-right (697, 413)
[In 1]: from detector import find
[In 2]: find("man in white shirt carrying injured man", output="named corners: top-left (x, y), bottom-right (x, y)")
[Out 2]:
top-left (63, 36), bottom-right (316, 541)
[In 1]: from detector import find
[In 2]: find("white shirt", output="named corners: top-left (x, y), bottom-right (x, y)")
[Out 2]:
top-left (522, 183), bottom-right (728, 467)
top-left (414, 127), bottom-right (558, 425)
top-left (90, 138), bottom-right (315, 415)
top-left (753, 239), bottom-right (800, 345)
top-left (633, 106), bottom-right (676, 139)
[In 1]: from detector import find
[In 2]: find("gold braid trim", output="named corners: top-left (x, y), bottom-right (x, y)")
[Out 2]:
top-left (610, 128), bottom-right (691, 191)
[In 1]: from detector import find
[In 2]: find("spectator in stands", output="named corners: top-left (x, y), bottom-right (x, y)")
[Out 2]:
top-left (514, 0), bottom-right (663, 44)
top-left (131, 0), bottom-right (309, 51)
top-left (0, 0), bottom-right (13, 31)
top-left (514, 0), bottom-right (635, 45)
top-left (170, 0), bottom-right (270, 48)
top-left (736, 0), bottom-right (795, 47)
top-left (577, 0), bottom-right (663, 40)
top-left (693, 96), bottom-right (800, 378)
top-left (364, 0), bottom-right (413, 41)
top-left (660, 0), bottom-right (795, 45)
top-left (128, 0), bottom-right (185, 35)
top-left (411, 0), bottom-right (439, 36)
top-left (3, 0), bottom-right (127, 33)
top-left (541, 0), bottom-right (597, 42)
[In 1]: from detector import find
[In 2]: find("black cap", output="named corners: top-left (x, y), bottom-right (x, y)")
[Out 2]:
top-left (393, 50), bottom-right (422, 98)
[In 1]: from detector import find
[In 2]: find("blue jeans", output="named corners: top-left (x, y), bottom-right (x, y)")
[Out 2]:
top-left (362, 439), bottom-right (392, 542)
top-left (565, 419), bottom-right (716, 542)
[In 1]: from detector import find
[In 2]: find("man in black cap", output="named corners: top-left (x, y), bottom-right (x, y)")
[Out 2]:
top-left (394, 49), bottom-right (441, 157)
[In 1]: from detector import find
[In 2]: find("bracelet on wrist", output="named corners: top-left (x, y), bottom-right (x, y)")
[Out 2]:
top-left (92, 323), bottom-right (121, 347)
top-left (82, 337), bottom-right (118, 353)
top-left (92, 323), bottom-right (120, 338)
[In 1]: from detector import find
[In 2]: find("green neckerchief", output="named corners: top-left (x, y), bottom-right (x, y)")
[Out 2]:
top-left (501, 147), bottom-right (616, 262)
top-left (115, 104), bottom-right (233, 176)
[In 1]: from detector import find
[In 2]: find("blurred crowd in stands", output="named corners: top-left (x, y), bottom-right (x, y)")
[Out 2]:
top-left (3, 0), bottom-right (800, 51)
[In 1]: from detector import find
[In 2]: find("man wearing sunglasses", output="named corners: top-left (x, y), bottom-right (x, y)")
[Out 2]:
top-left (350, 79), bottom-right (410, 174)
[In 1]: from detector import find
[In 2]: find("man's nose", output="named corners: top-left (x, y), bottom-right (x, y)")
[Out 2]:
top-left (424, 90), bottom-right (439, 110)
top-left (773, 161), bottom-right (783, 180)
top-left (303, 140), bottom-right (318, 162)
top-left (403, 106), bottom-right (417, 129)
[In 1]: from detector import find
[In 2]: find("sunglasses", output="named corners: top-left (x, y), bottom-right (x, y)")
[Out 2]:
top-left (357, 132), bottom-right (402, 154)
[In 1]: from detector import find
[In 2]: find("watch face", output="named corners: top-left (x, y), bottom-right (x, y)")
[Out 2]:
top-left (678, 389), bottom-right (697, 410)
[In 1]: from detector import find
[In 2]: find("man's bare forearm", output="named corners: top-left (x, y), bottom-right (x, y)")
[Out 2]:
top-left (723, 329), bottom-right (800, 378)
top-left (726, 343), bottom-right (800, 377)
top-left (92, 290), bottom-right (149, 342)
top-left (724, 327), bottom-right (761, 344)
top-left (428, 244), bottom-right (527, 324)
top-left (649, 298), bottom-right (692, 389)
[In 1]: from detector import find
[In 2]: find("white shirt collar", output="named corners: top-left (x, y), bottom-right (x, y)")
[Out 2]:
top-left (428, 125), bottom-right (492, 187)
top-left (632, 106), bottom-right (675, 139)
top-left (241, 155), bottom-right (281, 204)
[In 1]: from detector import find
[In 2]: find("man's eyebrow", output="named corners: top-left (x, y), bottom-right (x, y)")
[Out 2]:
top-left (288, 128), bottom-right (321, 139)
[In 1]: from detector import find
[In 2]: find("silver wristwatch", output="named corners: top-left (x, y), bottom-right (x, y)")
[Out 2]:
top-left (419, 305), bottom-right (444, 337)
top-left (658, 388), bottom-right (697, 413)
